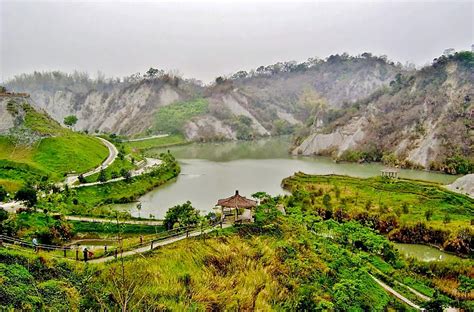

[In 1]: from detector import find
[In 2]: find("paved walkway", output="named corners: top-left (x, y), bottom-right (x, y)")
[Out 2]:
top-left (71, 157), bottom-right (162, 188)
top-left (369, 274), bottom-right (422, 310)
top-left (88, 224), bottom-right (230, 263)
top-left (65, 215), bottom-right (162, 226)
top-left (122, 134), bottom-right (169, 142)
top-left (65, 137), bottom-right (118, 185)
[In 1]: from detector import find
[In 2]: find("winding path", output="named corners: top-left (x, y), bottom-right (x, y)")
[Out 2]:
top-left (88, 223), bottom-right (230, 263)
top-left (65, 215), bottom-right (162, 226)
top-left (121, 134), bottom-right (169, 142)
top-left (65, 137), bottom-right (118, 185)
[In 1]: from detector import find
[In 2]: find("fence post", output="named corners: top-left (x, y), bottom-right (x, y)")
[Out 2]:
top-left (63, 248), bottom-right (66, 257)
top-left (151, 241), bottom-right (154, 250)
top-left (0, 237), bottom-right (3, 247)
top-left (114, 249), bottom-right (118, 259)
top-left (75, 249), bottom-right (79, 261)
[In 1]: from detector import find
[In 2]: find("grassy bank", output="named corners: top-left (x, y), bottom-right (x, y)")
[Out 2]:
top-left (282, 173), bottom-right (473, 228)
top-left (70, 220), bottom-right (164, 235)
top-left (37, 152), bottom-right (180, 217)
top-left (0, 102), bottom-right (108, 192)
top-left (122, 134), bottom-right (187, 151)
top-left (282, 173), bottom-right (473, 255)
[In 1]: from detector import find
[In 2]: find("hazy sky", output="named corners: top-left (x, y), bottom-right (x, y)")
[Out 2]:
top-left (1, 0), bottom-right (472, 83)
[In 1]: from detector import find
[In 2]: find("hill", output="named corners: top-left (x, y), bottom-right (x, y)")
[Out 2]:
top-left (5, 53), bottom-right (402, 141)
top-left (293, 51), bottom-right (474, 174)
top-left (0, 94), bottom-right (108, 192)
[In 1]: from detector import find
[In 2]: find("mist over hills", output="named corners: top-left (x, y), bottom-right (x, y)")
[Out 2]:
top-left (4, 51), bottom-right (473, 172)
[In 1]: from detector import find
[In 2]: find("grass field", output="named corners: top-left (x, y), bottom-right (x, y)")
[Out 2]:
top-left (0, 103), bottom-right (108, 191)
top-left (122, 134), bottom-right (187, 151)
top-left (153, 98), bottom-right (208, 134)
top-left (282, 173), bottom-right (473, 230)
top-left (70, 220), bottom-right (164, 235)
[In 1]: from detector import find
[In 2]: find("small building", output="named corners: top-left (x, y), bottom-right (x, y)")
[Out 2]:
top-left (216, 190), bottom-right (257, 223)
top-left (381, 168), bottom-right (399, 179)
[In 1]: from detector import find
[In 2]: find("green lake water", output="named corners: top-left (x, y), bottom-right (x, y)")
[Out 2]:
top-left (394, 243), bottom-right (462, 262)
top-left (123, 137), bottom-right (458, 219)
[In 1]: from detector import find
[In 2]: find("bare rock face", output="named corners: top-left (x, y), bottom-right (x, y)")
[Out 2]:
top-left (447, 174), bottom-right (474, 197)
top-left (293, 56), bottom-right (473, 171)
top-left (293, 117), bottom-right (367, 156)
top-left (21, 81), bottom-right (188, 135)
top-left (0, 95), bottom-right (49, 145)
top-left (0, 98), bottom-right (17, 134)
top-left (185, 115), bottom-right (236, 141)
top-left (6, 54), bottom-right (401, 140)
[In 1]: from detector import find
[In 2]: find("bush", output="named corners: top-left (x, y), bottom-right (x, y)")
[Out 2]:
top-left (163, 201), bottom-right (200, 230)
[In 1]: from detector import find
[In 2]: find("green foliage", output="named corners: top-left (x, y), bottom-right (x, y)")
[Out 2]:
top-left (163, 200), bottom-right (200, 230)
top-left (444, 155), bottom-right (473, 174)
top-left (14, 184), bottom-right (37, 207)
top-left (0, 185), bottom-right (7, 201)
top-left (63, 115), bottom-right (78, 127)
top-left (154, 98), bottom-right (208, 134)
top-left (98, 168), bottom-right (107, 182)
top-left (70, 220), bottom-right (164, 234)
top-left (282, 173), bottom-right (473, 255)
top-left (123, 134), bottom-right (186, 151)
top-left (230, 115), bottom-right (256, 140)
top-left (53, 153), bottom-right (180, 216)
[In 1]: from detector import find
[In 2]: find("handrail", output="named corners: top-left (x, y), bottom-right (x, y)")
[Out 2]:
top-left (0, 221), bottom-right (222, 258)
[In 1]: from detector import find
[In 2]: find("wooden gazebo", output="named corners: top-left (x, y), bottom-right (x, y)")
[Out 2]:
top-left (381, 168), bottom-right (399, 179)
top-left (216, 190), bottom-right (257, 223)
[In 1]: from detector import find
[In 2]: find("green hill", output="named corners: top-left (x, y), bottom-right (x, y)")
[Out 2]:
top-left (0, 96), bottom-right (108, 192)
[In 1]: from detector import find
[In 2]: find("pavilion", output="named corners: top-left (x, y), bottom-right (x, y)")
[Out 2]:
top-left (380, 168), bottom-right (399, 179)
top-left (216, 190), bottom-right (257, 223)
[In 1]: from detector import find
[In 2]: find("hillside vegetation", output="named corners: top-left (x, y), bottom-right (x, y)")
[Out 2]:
top-left (294, 51), bottom-right (474, 173)
top-left (1, 203), bottom-right (472, 310)
top-left (282, 173), bottom-right (473, 255)
top-left (0, 96), bottom-right (108, 192)
top-left (5, 53), bottom-right (402, 141)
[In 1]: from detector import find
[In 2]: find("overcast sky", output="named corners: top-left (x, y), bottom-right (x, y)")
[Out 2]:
top-left (1, 0), bottom-right (472, 83)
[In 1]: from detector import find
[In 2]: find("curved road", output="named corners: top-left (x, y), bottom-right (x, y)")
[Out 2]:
top-left (65, 137), bottom-right (118, 185)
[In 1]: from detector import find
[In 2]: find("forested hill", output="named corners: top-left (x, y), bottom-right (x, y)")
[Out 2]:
top-left (293, 51), bottom-right (474, 174)
top-left (4, 53), bottom-right (402, 140)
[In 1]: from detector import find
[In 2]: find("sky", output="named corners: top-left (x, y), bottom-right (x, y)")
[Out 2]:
top-left (1, 0), bottom-right (473, 83)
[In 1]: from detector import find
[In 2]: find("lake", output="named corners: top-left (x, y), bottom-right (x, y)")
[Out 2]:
top-left (394, 243), bottom-right (462, 262)
top-left (124, 137), bottom-right (458, 219)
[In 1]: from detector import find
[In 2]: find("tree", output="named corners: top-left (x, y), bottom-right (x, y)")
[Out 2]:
top-left (425, 209), bottom-right (433, 221)
top-left (136, 203), bottom-right (142, 219)
top-left (98, 169), bottom-right (107, 183)
top-left (78, 174), bottom-right (86, 184)
top-left (63, 115), bottom-right (78, 128)
top-left (0, 186), bottom-right (7, 202)
top-left (443, 213), bottom-right (451, 224)
top-left (163, 201), bottom-right (200, 230)
top-left (120, 169), bottom-right (132, 183)
top-left (322, 194), bottom-right (332, 209)
top-left (14, 185), bottom-right (37, 208)
top-left (421, 292), bottom-right (450, 312)
top-left (401, 202), bottom-right (409, 214)
top-left (297, 88), bottom-right (327, 128)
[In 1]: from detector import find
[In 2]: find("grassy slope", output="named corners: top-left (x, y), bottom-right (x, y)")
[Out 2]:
top-left (282, 173), bottom-right (473, 229)
top-left (153, 98), bottom-right (208, 134)
top-left (122, 134), bottom-right (187, 151)
top-left (0, 103), bottom-right (108, 191)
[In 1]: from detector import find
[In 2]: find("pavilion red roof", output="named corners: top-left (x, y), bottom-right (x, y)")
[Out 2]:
top-left (216, 190), bottom-right (257, 208)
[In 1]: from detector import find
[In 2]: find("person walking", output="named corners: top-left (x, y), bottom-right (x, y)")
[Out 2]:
top-left (32, 238), bottom-right (38, 253)
top-left (83, 247), bottom-right (88, 262)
